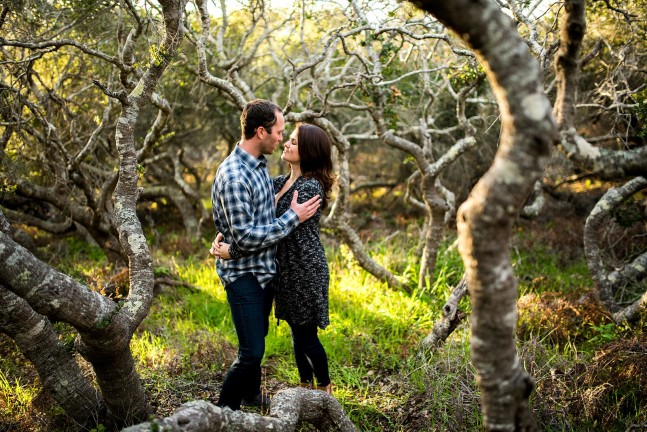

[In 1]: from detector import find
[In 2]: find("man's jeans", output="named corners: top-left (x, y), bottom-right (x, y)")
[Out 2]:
top-left (217, 274), bottom-right (274, 410)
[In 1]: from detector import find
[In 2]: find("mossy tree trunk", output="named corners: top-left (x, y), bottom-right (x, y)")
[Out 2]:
top-left (410, 0), bottom-right (558, 430)
top-left (0, 283), bottom-right (103, 426)
top-left (0, 0), bottom-right (187, 426)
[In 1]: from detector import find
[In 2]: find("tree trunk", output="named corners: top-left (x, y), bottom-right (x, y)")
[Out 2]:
top-left (419, 174), bottom-right (449, 290)
top-left (0, 0), bottom-right (188, 426)
top-left (553, 0), bottom-right (647, 178)
top-left (0, 284), bottom-right (104, 426)
top-left (411, 1), bottom-right (558, 430)
top-left (141, 184), bottom-right (201, 237)
top-left (0, 229), bottom-right (148, 423)
top-left (123, 389), bottom-right (358, 432)
top-left (584, 176), bottom-right (647, 323)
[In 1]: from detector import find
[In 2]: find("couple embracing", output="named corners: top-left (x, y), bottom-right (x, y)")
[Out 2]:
top-left (210, 99), bottom-right (335, 411)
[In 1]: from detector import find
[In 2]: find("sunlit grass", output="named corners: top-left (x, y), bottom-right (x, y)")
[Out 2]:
top-left (134, 259), bottom-right (235, 377)
top-left (0, 370), bottom-right (36, 419)
top-left (131, 331), bottom-right (177, 370)
top-left (144, 240), bottom-right (445, 428)
top-left (2, 227), bottom-right (645, 431)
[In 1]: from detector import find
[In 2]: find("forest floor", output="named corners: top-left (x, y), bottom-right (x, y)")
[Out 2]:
top-left (1, 186), bottom-right (646, 431)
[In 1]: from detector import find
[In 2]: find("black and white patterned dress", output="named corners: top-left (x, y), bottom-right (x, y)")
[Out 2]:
top-left (272, 174), bottom-right (330, 329)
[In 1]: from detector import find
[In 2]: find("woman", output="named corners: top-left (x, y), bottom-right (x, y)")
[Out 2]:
top-left (213, 123), bottom-right (335, 394)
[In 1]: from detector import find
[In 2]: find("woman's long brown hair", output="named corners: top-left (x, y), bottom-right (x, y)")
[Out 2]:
top-left (296, 123), bottom-right (335, 209)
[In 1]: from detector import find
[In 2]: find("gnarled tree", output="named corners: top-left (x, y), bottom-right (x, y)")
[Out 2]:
top-left (0, 0), bottom-right (188, 426)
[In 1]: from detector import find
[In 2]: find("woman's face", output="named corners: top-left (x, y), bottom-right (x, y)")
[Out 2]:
top-left (281, 129), bottom-right (301, 165)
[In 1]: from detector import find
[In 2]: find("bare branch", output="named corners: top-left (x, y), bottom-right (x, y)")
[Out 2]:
top-left (0, 37), bottom-right (133, 73)
top-left (195, 0), bottom-right (246, 108)
top-left (584, 176), bottom-right (647, 321)
top-left (420, 276), bottom-right (468, 350)
top-left (93, 79), bottom-right (129, 105)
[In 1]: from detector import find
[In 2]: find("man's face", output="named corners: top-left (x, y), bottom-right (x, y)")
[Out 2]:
top-left (259, 111), bottom-right (285, 155)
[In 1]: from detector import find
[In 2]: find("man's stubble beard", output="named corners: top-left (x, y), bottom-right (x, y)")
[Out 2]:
top-left (261, 135), bottom-right (278, 156)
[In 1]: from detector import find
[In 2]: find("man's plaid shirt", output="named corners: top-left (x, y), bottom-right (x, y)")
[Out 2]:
top-left (212, 145), bottom-right (299, 288)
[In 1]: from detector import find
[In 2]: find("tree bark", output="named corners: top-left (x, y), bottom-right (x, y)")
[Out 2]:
top-left (583, 176), bottom-right (647, 323)
top-left (553, 0), bottom-right (647, 178)
top-left (553, 0), bottom-right (585, 130)
top-left (0, 0), bottom-right (188, 425)
top-left (420, 276), bottom-right (468, 350)
top-left (419, 174), bottom-right (449, 289)
top-left (551, 0), bottom-right (647, 325)
top-left (123, 389), bottom-right (358, 432)
top-left (380, 130), bottom-right (477, 290)
top-left (0, 228), bottom-right (144, 423)
top-left (411, 1), bottom-right (558, 430)
top-left (92, 0), bottom-right (188, 422)
top-left (0, 285), bottom-right (103, 426)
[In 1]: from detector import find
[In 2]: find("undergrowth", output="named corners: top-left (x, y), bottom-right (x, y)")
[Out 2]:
top-left (1, 228), bottom-right (646, 431)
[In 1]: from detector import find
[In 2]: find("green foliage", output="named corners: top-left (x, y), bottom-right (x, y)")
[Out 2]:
top-left (429, 240), bottom-right (464, 293)
top-left (449, 62), bottom-right (484, 89)
top-left (612, 196), bottom-right (645, 227)
top-left (61, 236), bottom-right (107, 264)
top-left (89, 424), bottom-right (108, 432)
top-left (52, 322), bottom-right (77, 353)
top-left (137, 164), bottom-right (147, 179)
top-left (0, 178), bottom-right (17, 194)
top-left (153, 265), bottom-right (173, 277)
top-left (379, 42), bottom-right (398, 61)
top-left (587, 322), bottom-right (619, 345)
top-left (148, 45), bottom-right (172, 67)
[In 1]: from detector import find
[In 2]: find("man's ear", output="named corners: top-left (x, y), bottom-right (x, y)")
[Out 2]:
top-left (256, 126), bottom-right (266, 139)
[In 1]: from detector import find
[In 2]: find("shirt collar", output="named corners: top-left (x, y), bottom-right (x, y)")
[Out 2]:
top-left (234, 143), bottom-right (268, 169)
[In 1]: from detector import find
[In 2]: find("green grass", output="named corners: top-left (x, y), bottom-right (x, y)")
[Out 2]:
top-left (0, 370), bottom-right (36, 418)
top-left (1, 229), bottom-right (645, 431)
top-left (512, 240), bottom-right (593, 296)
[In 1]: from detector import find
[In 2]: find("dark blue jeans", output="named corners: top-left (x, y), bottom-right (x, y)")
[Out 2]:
top-left (217, 274), bottom-right (274, 410)
top-left (290, 322), bottom-right (330, 387)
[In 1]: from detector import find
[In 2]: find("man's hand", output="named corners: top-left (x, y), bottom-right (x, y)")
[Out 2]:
top-left (209, 233), bottom-right (232, 259)
top-left (209, 233), bottom-right (224, 258)
top-left (290, 190), bottom-right (322, 223)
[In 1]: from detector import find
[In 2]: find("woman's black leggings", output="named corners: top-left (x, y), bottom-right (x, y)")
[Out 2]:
top-left (289, 322), bottom-right (330, 386)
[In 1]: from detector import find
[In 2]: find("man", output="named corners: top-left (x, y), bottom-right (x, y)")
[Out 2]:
top-left (211, 99), bottom-right (321, 411)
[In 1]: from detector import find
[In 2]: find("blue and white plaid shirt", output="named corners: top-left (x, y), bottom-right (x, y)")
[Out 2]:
top-left (212, 145), bottom-right (299, 288)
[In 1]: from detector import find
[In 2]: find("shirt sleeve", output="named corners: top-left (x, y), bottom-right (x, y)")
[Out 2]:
top-left (219, 179), bottom-right (299, 250)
